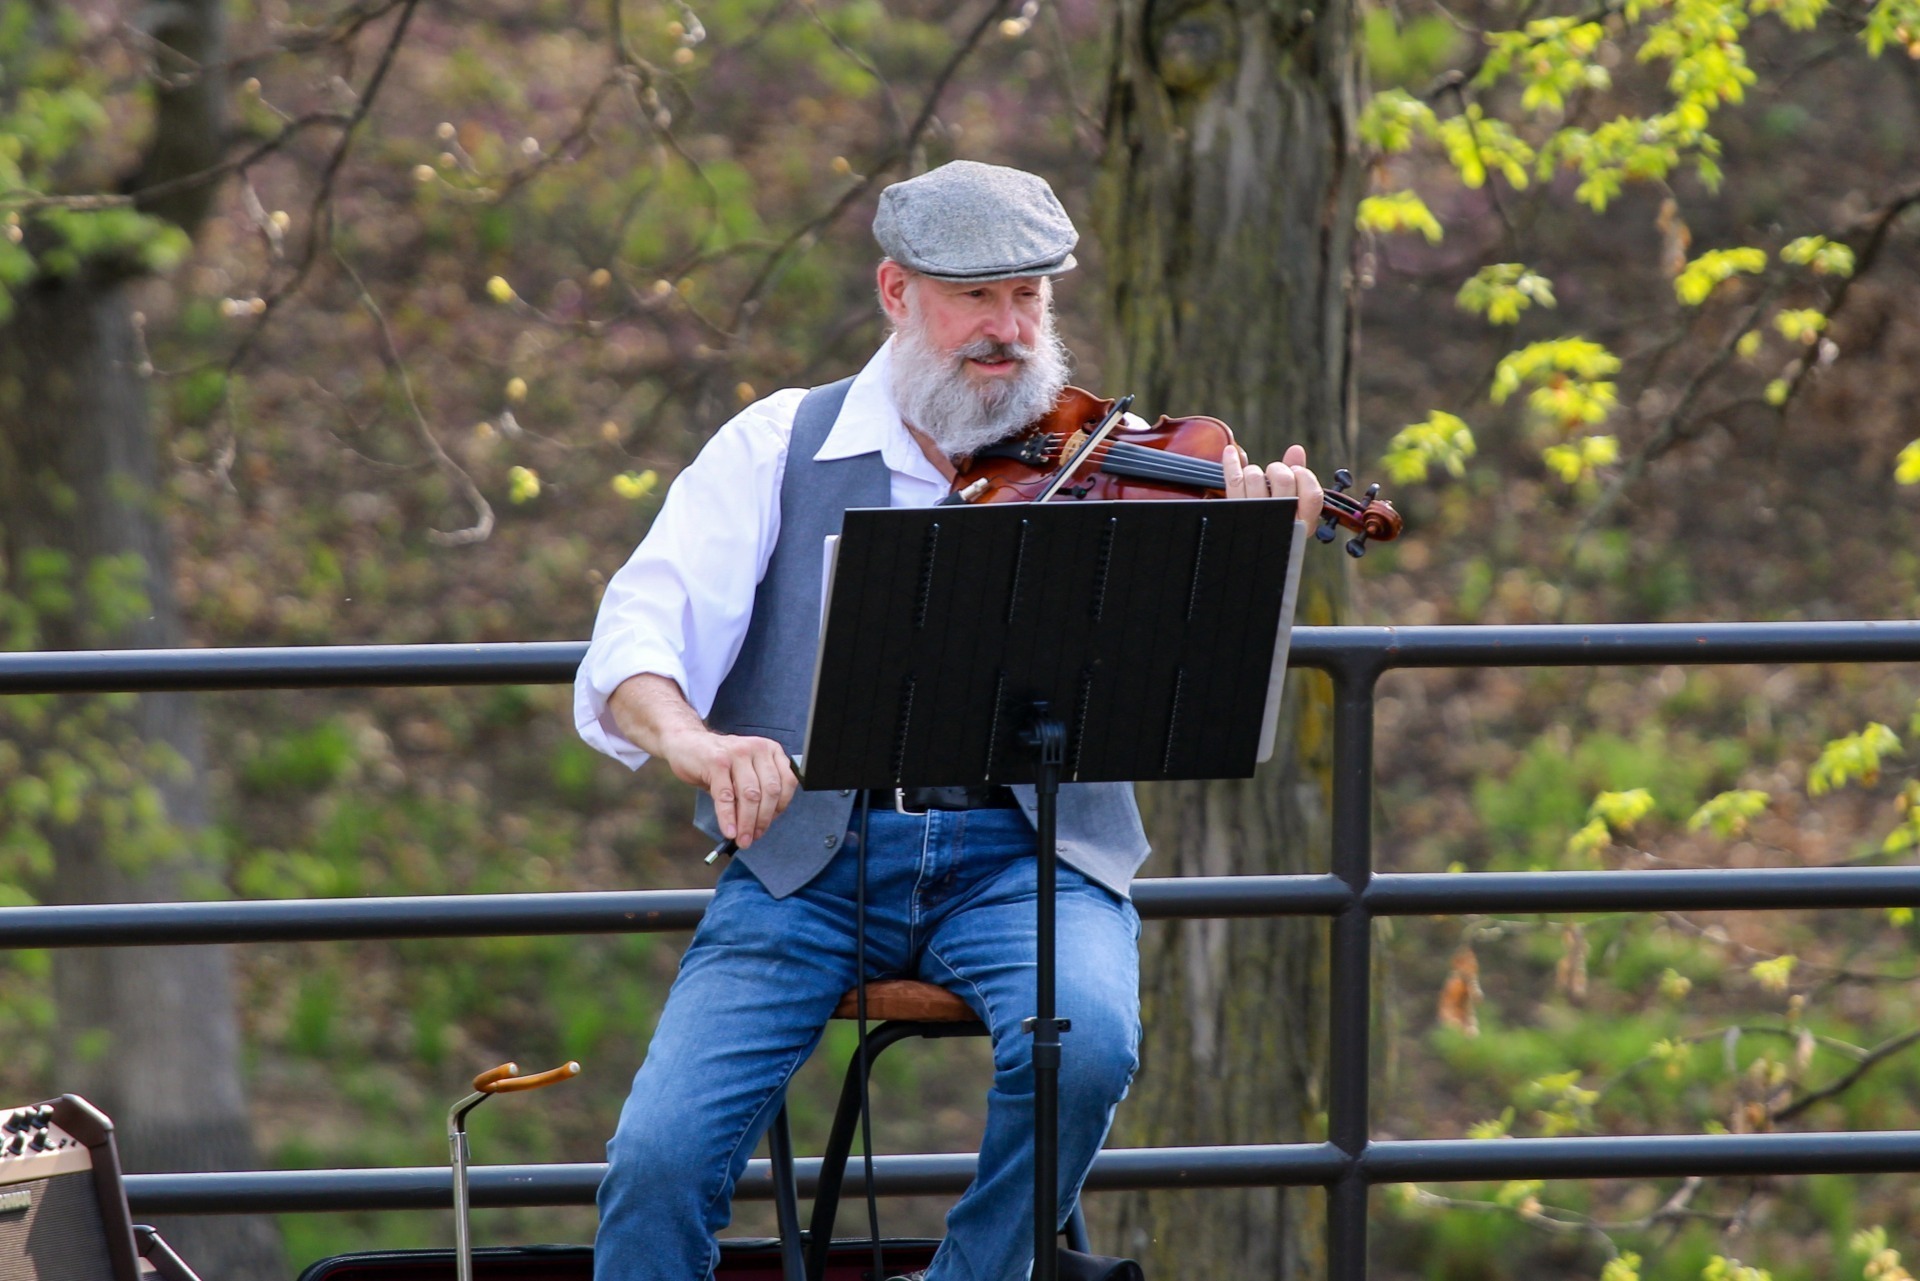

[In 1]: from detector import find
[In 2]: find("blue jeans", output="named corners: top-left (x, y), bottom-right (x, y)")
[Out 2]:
top-left (595, 807), bottom-right (1142, 1281)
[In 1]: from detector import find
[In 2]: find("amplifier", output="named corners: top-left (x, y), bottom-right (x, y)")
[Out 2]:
top-left (0, 1096), bottom-right (140, 1281)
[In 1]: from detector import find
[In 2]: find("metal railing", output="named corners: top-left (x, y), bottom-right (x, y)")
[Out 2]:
top-left (6, 620), bottom-right (1920, 1278)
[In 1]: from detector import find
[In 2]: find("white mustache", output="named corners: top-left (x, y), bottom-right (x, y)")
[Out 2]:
top-left (953, 338), bottom-right (1031, 363)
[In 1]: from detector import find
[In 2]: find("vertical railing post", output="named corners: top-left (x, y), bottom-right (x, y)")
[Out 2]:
top-left (1326, 656), bottom-right (1381, 1281)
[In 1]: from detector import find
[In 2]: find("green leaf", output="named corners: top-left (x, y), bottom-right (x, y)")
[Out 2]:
top-left (1490, 339), bottom-right (1622, 401)
top-left (1602, 1252), bottom-right (1644, 1281)
top-left (1749, 955), bottom-right (1796, 992)
top-left (1808, 722), bottom-right (1902, 794)
top-left (1687, 788), bottom-right (1770, 837)
top-left (507, 466), bottom-right (542, 504)
top-left (1476, 18), bottom-right (1610, 115)
top-left (1358, 89), bottom-right (1440, 154)
top-left (1466, 1106), bottom-right (1515, 1139)
top-left (1863, 0), bottom-right (1920, 55)
top-left (1781, 235), bottom-right (1856, 276)
top-left (1566, 816), bottom-right (1612, 858)
top-left (1704, 1256), bottom-right (1772, 1281)
top-left (1356, 191), bottom-right (1444, 243)
top-left (1436, 107), bottom-right (1535, 189)
top-left (1457, 263), bottom-right (1556, 325)
top-left (1895, 440), bottom-right (1920, 485)
top-left (1589, 787), bottom-right (1657, 830)
top-left (1753, 0), bottom-right (1830, 29)
top-left (1382, 411), bottom-right (1476, 483)
top-left (1772, 308), bottom-right (1827, 343)
top-left (1674, 247), bottom-right (1767, 306)
top-left (1542, 435), bottom-right (1620, 484)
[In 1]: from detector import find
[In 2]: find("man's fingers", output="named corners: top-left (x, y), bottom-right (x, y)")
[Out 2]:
top-left (1222, 445), bottom-right (1246, 498)
top-left (1293, 464), bottom-right (1325, 524)
top-left (1265, 461), bottom-right (1295, 498)
top-left (733, 752), bottom-right (772, 848)
top-left (1283, 443), bottom-right (1307, 468)
top-left (772, 751), bottom-right (799, 817)
top-left (750, 747), bottom-right (787, 841)
top-left (709, 763), bottom-right (738, 841)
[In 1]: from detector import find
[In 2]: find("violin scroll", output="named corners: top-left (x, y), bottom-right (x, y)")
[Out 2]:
top-left (1316, 468), bottom-right (1403, 558)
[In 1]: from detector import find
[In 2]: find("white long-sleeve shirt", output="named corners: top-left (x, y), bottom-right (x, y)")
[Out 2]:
top-left (575, 340), bottom-right (951, 768)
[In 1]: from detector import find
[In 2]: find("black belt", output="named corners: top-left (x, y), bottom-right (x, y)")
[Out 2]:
top-left (867, 785), bottom-right (1022, 814)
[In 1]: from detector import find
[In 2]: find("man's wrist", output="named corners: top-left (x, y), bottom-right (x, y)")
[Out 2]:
top-left (608, 673), bottom-right (709, 762)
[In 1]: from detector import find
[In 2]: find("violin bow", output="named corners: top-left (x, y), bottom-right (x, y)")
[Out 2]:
top-left (1034, 394), bottom-right (1134, 504)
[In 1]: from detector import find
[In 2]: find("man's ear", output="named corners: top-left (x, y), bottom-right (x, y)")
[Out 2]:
top-left (876, 259), bottom-right (914, 325)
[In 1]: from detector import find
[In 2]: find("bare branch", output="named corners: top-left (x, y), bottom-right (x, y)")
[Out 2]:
top-left (220, 0), bottom-right (421, 378)
top-left (799, 0), bottom-right (908, 139)
top-left (1771, 177), bottom-right (1920, 413)
top-left (723, 0), bottom-right (1012, 335)
top-left (1773, 1028), bottom-right (1920, 1123)
top-left (332, 245), bottom-right (496, 546)
top-left (1573, 276), bottom-right (1784, 544)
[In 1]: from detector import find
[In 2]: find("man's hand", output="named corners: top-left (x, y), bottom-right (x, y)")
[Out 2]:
top-left (1222, 443), bottom-right (1325, 524)
top-left (607, 674), bottom-right (799, 849)
top-left (656, 727), bottom-right (797, 849)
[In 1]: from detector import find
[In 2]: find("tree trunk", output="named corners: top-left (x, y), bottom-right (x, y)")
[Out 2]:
top-left (0, 1), bottom-right (283, 1273)
top-left (0, 279), bottom-right (285, 1281)
top-left (1096, 1), bottom-right (1362, 1275)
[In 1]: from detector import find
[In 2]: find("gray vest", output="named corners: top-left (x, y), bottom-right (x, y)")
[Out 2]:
top-left (695, 378), bottom-right (1151, 899)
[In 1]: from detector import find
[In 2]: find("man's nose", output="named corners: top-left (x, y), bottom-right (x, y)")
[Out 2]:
top-left (980, 299), bottom-right (1020, 345)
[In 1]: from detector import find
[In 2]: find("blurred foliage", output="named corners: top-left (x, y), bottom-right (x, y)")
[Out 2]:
top-left (0, 0), bottom-right (1917, 1276)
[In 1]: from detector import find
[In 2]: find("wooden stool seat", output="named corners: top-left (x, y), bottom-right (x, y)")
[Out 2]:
top-left (831, 979), bottom-right (977, 1023)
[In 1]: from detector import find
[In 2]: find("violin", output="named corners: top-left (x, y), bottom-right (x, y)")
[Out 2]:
top-left (944, 386), bottom-right (1404, 557)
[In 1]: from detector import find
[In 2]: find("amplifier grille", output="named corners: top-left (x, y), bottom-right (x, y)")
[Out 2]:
top-left (0, 1170), bottom-right (115, 1281)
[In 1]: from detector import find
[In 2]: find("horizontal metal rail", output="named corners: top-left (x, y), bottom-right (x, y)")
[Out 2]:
top-left (8, 865), bottom-right (1920, 949)
top-left (125, 1145), bottom-right (1352, 1214)
top-left (124, 1128), bottom-right (1920, 1215)
top-left (5, 621), bottom-right (1920, 697)
top-left (9, 623), bottom-right (1920, 1279)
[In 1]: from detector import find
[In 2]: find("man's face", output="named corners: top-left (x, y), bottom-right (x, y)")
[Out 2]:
top-left (896, 273), bottom-right (1049, 381)
top-left (878, 260), bottom-right (1072, 457)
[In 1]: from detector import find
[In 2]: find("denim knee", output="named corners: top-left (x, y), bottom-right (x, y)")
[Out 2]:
top-left (602, 1092), bottom-right (720, 1216)
top-left (1057, 1005), bottom-right (1140, 1111)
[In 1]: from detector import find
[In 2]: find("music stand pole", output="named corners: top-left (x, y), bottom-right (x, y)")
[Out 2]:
top-left (1021, 706), bottom-right (1068, 1281)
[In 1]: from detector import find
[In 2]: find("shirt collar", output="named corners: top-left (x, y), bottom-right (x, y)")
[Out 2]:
top-left (813, 339), bottom-right (940, 481)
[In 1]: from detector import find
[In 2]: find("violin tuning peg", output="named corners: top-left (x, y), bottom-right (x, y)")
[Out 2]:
top-left (1315, 515), bottom-right (1339, 543)
top-left (1363, 482), bottom-right (1380, 503)
top-left (1332, 468), bottom-right (1354, 493)
top-left (1345, 534), bottom-right (1369, 558)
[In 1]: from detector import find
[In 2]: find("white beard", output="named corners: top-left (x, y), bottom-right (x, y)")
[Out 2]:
top-left (889, 308), bottom-right (1071, 458)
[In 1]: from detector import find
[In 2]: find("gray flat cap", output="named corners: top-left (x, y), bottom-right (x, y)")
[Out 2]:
top-left (873, 160), bottom-right (1078, 282)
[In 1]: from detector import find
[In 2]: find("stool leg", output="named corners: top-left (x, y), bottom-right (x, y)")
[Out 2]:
top-left (1064, 1203), bottom-right (1091, 1254)
top-left (768, 1099), bottom-right (806, 1281)
top-left (806, 1023), bottom-right (908, 1281)
top-left (804, 1022), bottom-right (982, 1281)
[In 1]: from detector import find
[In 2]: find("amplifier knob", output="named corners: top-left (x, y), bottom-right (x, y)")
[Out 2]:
top-left (27, 1131), bottom-right (49, 1152)
top-left (3, 1133), bottom-right (22, 1155)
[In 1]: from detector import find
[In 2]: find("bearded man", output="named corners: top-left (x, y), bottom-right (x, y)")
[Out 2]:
top-left (574, 160), bottom-right (1323, 1281)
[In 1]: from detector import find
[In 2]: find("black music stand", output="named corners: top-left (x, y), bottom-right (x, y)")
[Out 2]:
top-left (799, 498), bottom-right (1306, 1281)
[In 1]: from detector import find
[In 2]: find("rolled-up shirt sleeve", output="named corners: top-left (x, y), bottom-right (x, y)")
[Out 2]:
top-left (574, 389), bottom-right (805, 768)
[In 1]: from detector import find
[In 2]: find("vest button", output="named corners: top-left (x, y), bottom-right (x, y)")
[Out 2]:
top-left (824, 834), bottom-right (838, 849)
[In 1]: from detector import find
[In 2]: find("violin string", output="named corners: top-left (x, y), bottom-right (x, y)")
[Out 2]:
top-left (1051, 437), bottom-right (1225, 487)
top-left (1040, 434), bottom-right (1373, 512)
